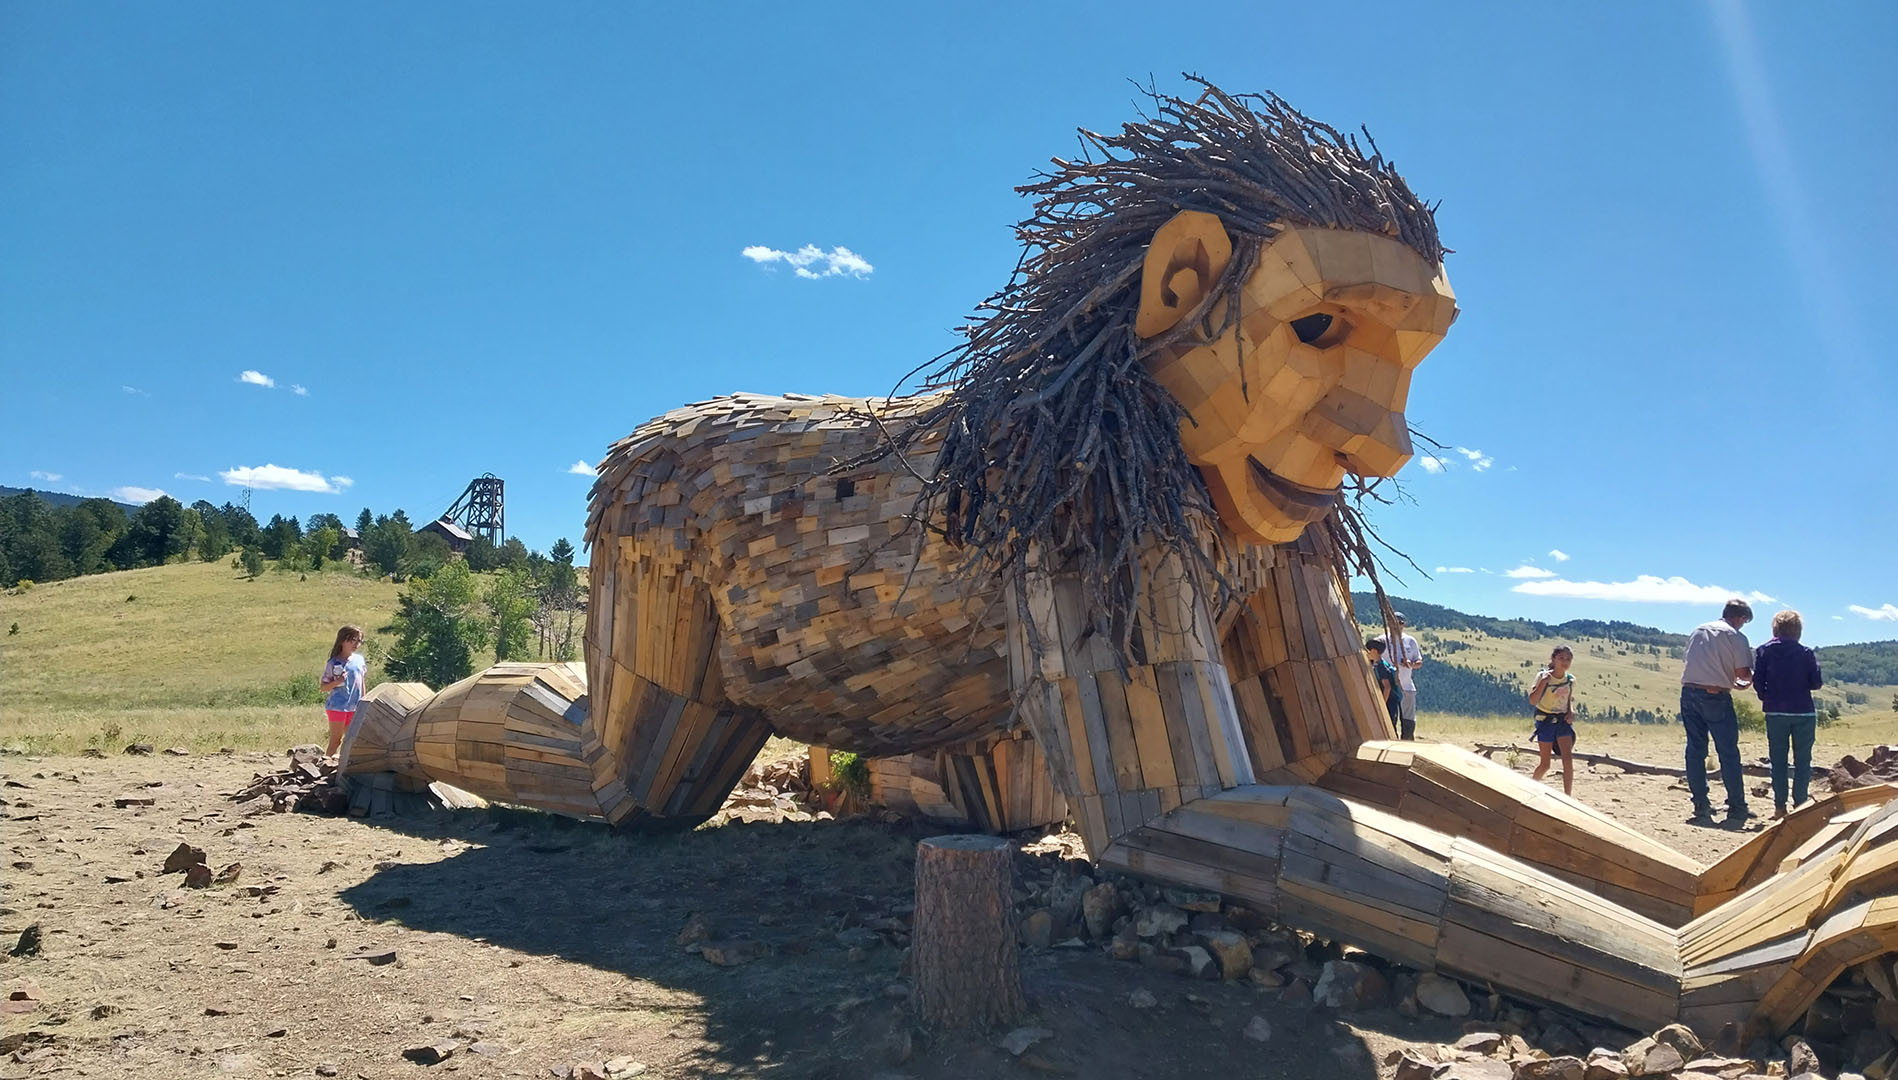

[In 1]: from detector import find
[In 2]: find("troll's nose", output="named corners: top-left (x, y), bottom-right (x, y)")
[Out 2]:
top-left (1299, 388), bottom-right (1413, 478)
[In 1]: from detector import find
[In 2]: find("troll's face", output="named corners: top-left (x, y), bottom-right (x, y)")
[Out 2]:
top-left (1136, 212), bottom-right (1457, 545)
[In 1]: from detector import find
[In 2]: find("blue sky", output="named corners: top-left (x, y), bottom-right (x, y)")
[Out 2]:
top-left (3, 2), bottom-right (1894, 645)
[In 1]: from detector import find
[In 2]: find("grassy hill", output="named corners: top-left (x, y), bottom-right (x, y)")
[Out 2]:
top-left (3, 561), bottom-right (1888, 760)
top-left (0, 560), bottom-right (408, 753)
top-left (1352, 592), bottom-right (1898, 738)
top-left (0, 485), bottom-right (141, 513)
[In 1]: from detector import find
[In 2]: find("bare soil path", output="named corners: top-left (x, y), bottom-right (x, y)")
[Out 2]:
top-left (0, 750), bottom-right (1761, 1079)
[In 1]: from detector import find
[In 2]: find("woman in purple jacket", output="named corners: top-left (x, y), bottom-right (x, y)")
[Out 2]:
top-left (1753, 609), bottom-right (1824, 818)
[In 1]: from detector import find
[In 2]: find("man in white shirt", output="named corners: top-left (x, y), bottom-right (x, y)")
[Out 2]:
top-left (1679, 599), bottom-right (1755, 824)
top-left (1393, 611), bottom-right (1424, 739)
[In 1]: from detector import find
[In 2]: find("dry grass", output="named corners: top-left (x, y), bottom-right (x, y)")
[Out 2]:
top-left (0, 560), bottom-right (405, 754)
top-left (1399, 623), bottom-right (1897, 732)
top-left (1426, 710), bottom-right (1892, 766)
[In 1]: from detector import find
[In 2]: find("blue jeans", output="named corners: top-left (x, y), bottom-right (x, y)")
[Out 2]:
top-left (1764, 712), bottom-right (1816, 808)
top-left (1680, 687), bottom-right (1746, 815)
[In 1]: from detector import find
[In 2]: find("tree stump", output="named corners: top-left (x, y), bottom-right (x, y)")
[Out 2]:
top-left (911, 834), bottom-right (1027, 1028)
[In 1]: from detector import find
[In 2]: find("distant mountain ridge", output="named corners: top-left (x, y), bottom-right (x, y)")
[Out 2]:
top-left (1350, 592), bottom-right (1691, 648)
top-left (0, 486), bottom-right (141, 513)
top-left (1350, 592), bottom-right (1898, 688)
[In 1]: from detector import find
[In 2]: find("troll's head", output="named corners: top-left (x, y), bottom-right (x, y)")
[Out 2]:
top-left (895, 77), bottom-right (1454, 632)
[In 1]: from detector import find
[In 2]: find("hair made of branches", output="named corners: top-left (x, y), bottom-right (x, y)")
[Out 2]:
top-left (852, 74), bottom-right (1443, 664)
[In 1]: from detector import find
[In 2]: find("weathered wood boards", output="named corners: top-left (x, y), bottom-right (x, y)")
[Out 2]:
top-left (847, 734), bottom-right (1068, 833)
top-left (338, 681), bottom-right (432, 776)
top-left (1220, 524), bottom-right (1394, 785)
top-left (585, 393), bottom-right (1013, 758)
top-left (1319, 741), bottom-right (1704, 926)
top-left (1008, 552), bottom-right (1255, 856)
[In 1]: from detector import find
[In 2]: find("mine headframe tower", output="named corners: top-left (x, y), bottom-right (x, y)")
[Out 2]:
top-left (441, 474), bottom-right (505, 545)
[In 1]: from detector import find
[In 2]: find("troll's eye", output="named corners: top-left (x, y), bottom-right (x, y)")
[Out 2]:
top-left (1290, 312), bottom-right (1350, 349)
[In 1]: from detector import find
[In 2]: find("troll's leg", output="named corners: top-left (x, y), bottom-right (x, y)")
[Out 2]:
top-left (342, 556), bottom-right (768, 825)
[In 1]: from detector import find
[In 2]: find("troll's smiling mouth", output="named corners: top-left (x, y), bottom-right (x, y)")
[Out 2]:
top-left (1247, 455), bottom-right (1339, 523)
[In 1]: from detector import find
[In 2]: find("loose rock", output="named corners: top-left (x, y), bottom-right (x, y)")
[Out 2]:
top-left (1459, 1033), bottom-right (1506, 1055)
top-left (699, 939), bottom-right (769, 966)
top-left (401, 1043), bottom-right (457, 1065)
top-left (1019, 909), bottom-right (1053, 950)
top-left (1441, 1060), bottom-right (1516, 1080)
top-left (1785, 1037), bottom-right (1821, 1077)
top-left (1313, 959), bottom-right (1389, 1011)
top-left (1516, 1057), bottom-right (1587, 1080)
top-left (1654, 1023), bottom-right (1705, 1061)
top-left (999, 1026), bottom-right (1052, 1056)
top-left (1417, 972), bottom-right (1473, 1017)
top-left (1198, 930), bottom-right (1253, 980)
top-left (1583, 1048), bottom-right (1630, 1080)
top-left (1133, 905), bottom-right (1187, 939)
top-left (1081, 883), bottom-right (1119, 939)
top-left (162, 843), bottom-right (206, 874)
top-left (1243, 1015), bottom-right (1273, 1042)
top-left (10, 924), bottom-right (42, 957)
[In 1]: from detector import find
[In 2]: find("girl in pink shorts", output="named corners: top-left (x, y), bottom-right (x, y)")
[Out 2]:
top-left (318, 625), bottom-right (366, 764)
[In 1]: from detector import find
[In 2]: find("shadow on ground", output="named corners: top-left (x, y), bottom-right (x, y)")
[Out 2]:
top-left (340, 806), bottom-right (1389, 1079)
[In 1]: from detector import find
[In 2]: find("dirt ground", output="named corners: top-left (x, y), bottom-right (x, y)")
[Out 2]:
top-left (0, 749), bottom-right (1768, 1080)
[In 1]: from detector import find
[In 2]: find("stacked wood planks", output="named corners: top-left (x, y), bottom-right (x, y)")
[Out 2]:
top-left (1097, 783), bottom-right (1686, 1031)
top-left (337, 681), bottom-right (432, 776)
top-left (1680, 796), bottom-right (1898, 1036)
top-left (585, 393), bottom-right (1014, 759)
top-left (1007, 551), bottom-right (1255, 856)
top-left (842, 734), bottom-right (1069, 832)
top-left (1220, 524), bottom-right (1395, 785)
top-left (1319, 741), bottom-right (1704, 925)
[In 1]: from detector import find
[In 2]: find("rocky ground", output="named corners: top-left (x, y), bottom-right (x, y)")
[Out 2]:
top-left (0, 748), bottom-right (1888, 1079)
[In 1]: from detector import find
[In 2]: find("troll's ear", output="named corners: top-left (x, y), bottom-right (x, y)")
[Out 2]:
top-left (1134, 210), bottom-right (1233, 339)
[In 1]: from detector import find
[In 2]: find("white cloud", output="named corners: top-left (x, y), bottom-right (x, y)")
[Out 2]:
top-left (29, 470), bottom-right (62, 482)
top-left (218, 464), bottom-right (350, 494)
top-left (567, 459), bottom-right (595, 475)
top-left (122, 385), bottom-right (147, 396)
top-left (1848, 603), bottom-right (1898, 622)
top-left (1548, 549), bottom-right (1570, 562)
top-left (1418, 455), bottom-right (1446, 473)
top-left (113, 486), bottom-right (167, 504)
top-left (1513, 574), bottom-right (1776, 605)
top-left (173, 472), bottom-right (211, 482)
top-left (741, 244), bottom-right (875, 280)
top-left (239, 369), bottom-right (275, 388)
top-left (1455, 447), bottom-right (1494, 472)
top-left (1505, 565), bottom-right (1557, 579)
top-left (1435, 566), bottom-right (1475, 574)
top-left (291, 384), bottom-right (308, 396)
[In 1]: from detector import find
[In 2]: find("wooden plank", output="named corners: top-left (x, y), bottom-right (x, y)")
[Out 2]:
top-left (1277, 876), bottom-right (1440, 970)
top-left (1152, 662), bottom-right (1203, 791)
top-left (1056, 678), bottom-right (1099, 797)
top-left (1436, 917), bottom-right (1677, 1032)
top-left (1095, 671), bottom-right (1145, 793)
top-left (1447, 849), bottom-right (1682, 986)
top-left (1123, 668), bottom-right (1178, 790)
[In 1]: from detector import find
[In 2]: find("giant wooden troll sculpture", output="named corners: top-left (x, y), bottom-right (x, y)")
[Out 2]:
top-left (344, 80), bottom-right (1898, 1038)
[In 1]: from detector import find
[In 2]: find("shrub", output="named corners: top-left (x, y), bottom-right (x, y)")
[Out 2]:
top-left (827, 750), bottom-right (871, 801)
